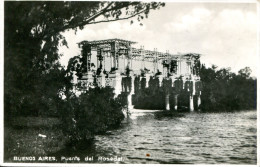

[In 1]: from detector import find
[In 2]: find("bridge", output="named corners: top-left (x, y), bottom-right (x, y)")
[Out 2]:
top-left (73, 38), bottom-right (202, 111)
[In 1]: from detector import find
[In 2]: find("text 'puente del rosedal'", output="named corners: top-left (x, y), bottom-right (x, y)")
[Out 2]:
top-left (72, 38), bottom-right (203, 111)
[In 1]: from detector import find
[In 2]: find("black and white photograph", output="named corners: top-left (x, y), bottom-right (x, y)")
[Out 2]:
top-left (1, 0), bottom-right (258, 166)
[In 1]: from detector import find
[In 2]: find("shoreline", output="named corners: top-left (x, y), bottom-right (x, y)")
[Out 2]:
top-left (4, 109), bottom-right (257, 163)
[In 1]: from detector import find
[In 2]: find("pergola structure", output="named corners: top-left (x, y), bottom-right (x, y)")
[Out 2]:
top-left (78, 38), bottom-right (200, 77)
top-left (76, 38), bottom-right (202, 112)
top-left (78, 39), bottom-right (135, 71)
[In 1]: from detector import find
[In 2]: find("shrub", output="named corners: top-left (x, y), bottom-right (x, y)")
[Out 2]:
top-left (60, 87), bottom-right (126, 144)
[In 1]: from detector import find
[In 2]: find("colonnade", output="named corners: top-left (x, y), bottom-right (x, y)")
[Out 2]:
top-left (77, 39), bottom-right (202, 111)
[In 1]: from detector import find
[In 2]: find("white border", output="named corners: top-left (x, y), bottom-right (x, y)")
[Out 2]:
top-left (256, 0), bottom-right (260, 166)
top-left (0, 0), bottom-right (259, 166)
top-left (0, 0), bottom-right (4, 166)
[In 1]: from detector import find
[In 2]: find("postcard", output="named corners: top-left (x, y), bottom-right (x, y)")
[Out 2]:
top-left (1, 0), bottom-right (258, 166)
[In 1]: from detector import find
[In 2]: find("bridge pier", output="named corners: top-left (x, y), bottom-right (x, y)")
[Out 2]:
top-left (174, 94), bottom-right (178, 110)
top-left (145, 73), bottom-right (150, 88)
top-left (128, 75), bottom-right (135, 110)
top-left (127, 93), bottom-right (133, 109)
top-left (190, 95), bottom-right (194, 111)
top-left (157, 74), bottom-right (163, 87)
top-left (197, 91), bottom-right (201, 109)
top-left (171, 76), bottom-right (176, 87)
top-left (109, 70), bottom-right (122, 97)
top-left (165, 94), bottom-right (170, 111)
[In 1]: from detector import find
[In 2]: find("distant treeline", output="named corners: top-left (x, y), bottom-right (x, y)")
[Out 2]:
top-left (199, 65), bottom-right (256, 111)
top-left (133, 65), bottom-right (257, 112)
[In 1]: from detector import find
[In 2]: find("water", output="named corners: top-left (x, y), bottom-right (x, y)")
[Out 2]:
top-left (59, 110), bottom-right (257, 164)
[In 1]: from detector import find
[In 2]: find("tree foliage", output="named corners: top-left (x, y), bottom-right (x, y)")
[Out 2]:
top-left (200, 65), bottom-right (256, 111)
top-left (4, 1), bottom-right (165, 118)
top-left (60, 87), bottom-right (126, 143)
top-left (132, 65), bottom-right (256, 112)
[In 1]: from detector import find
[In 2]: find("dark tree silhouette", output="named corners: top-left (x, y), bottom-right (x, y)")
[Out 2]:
top-left (4, 1), bottom-right (165, 119)
top-left (200, 65), bottom-right (256, 111)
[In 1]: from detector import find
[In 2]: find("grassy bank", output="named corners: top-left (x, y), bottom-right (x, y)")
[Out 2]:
top-left (4, 117), bottom-right (67, 162)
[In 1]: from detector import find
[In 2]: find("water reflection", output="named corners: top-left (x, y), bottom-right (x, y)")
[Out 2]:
top-left (153, 111), bottom-right (186, 120)
top-left (56, 110), bottom-right (257, 164)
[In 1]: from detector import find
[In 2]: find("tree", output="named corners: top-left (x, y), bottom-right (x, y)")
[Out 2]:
top-left (4, 1), bottom-right (165, 118)
top-left (238, 67), bottom-right (252, 79)
top-left (199, 65), bottom-right (256, 111)
top-left (60, 87), bottom-right (126, 143)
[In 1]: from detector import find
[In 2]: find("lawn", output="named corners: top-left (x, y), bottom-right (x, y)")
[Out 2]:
top-left (4, 117), bottom-right (68, 162)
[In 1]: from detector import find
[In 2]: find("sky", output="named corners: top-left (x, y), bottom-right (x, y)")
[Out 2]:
top-left (59, 2), bottom-right (258, 77)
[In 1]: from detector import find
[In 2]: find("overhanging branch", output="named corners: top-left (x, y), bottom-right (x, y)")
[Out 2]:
top-left (87, 9), bottom-right (146, 25)
top-left (42, 2), bottom-right (148, 40)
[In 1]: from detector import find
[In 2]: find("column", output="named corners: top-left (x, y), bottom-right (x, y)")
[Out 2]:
top-left (165, 94), bottom-right (170, 111)
top-left (174, 94), bottom-right (178, 110)
top-left (154, 48), bottom-right (158, 73)
top-left (82, 44), bottom-right (92, 72)
top-left (139, 77), bottom-right (142, 89)
top-left (145, 73), bottom-right (150, 88)
top-left (110, 42), bottom-right (117, 70)
top-left (97, 48), bottom-right (102, 69)
top-left (110, 53), bottom-right (114, 69)
top-left (127, 45), bottom-right (132, 69)
top-left (163, 66), bottom-right (168, 78)
top-left (180, 61), bottom-right (182, 75)
top-left (103, 52), bottom-right (106, 71)
top-left (171, 76), bottom-right (176, 87)
top-left (190, 95), bottom-right (194, 111)
top-left (124, 54), bottom-right (126, 70)
top-left (141, 46), bottom-right (144, 70)
top-left (131, 76), bottom-right (135, 94)
top-left (113, 72), bottom-right (122, 97)
top-left (177, 60), bottom-right (180, 75)
top-left (197, 91), bottom-right (201, 109)
top-left (128, 76), bottom-right (135, 109)
top-left (115, 54), bottom-right (119, 69)
top-left (131, 58), bottom-right (133, 70)
top-left (156, 74), bottom-right (163, 87)
top-left (97, 55), bottom-right (100, 69)
top-left (192, 80), bottom-right (196, 96)
top-left (187, 62), bottom-right (191, 74)
top-left (127, 93), bottom-right (133, 109)
top-left (183, 79), bottom-right (186, 89)
top-left (97, 72), bottom-right (106, 87)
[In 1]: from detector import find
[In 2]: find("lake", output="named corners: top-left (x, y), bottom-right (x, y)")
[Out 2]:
top-left (59, 109), bottom-right (257, 164)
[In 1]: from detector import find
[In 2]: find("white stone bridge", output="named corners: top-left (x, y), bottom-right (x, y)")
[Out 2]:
top-left (73, 38), bottom-right (202, 111)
